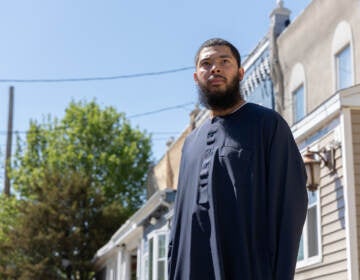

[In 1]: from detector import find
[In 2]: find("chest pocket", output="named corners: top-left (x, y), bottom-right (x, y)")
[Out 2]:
top-left (219, 146), bottom-right (253, 187)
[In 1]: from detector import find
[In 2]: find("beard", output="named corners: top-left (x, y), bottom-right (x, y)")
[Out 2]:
top-left (197, 74), bottom-right (242, 111)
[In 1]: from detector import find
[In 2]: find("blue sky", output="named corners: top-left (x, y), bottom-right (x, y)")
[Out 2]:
top-left (0, 0), bottom-right (310, 189)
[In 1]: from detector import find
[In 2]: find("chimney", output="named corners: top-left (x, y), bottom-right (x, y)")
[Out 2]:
top-left (270, 0), bottom-right (291, 38)
top-left (189, 105), bottom-right (201, 130)
top-left (269, 0), bottom-right (291, 114)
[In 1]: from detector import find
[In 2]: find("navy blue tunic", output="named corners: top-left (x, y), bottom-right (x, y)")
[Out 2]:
top-left (168, 103), bottom-right (308, 280)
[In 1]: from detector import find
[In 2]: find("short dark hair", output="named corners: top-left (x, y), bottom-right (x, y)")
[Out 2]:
top-left (194, 38), bottom-right (241, 67)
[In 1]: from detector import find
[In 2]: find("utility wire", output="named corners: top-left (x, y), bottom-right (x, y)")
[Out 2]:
top-left (0, 66), bottom-right (195, 84)
top-left (0, 102), bottom-right (196, 135)
top-left (128, 102), bottom-right (194, 118)
top-left (149, 131), bottom-right (179, 135)
top-left (152, 137), bottom-right (175, 141)
top-left (0, 53), bottom-right (251, 84)
top-left (0, 130), bottom-right (181, 136)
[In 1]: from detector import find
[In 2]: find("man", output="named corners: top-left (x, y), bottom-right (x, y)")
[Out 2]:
top-left (168, 38), bottom-right (308, 280)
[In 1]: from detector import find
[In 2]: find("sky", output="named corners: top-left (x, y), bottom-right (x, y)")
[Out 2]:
top-left (0, 0), bottom-right (311, 190)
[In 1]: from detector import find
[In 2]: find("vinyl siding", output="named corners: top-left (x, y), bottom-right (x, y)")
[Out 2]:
top-left (295, 129), bottom-right (348, 279)
top-left (352, 110), bottom-right (360, 277)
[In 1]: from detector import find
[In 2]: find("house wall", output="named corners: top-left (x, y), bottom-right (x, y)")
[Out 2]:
top-left (151, 127), bottom-right (190, 192)
top-left (275, 1), bottom-right (360, 277)
top-left (295, 128), bottom-right (348, 279)
top-left (277, 0), bottom-right (360, 124)
top-left (352, 109), bottom-right (360, 276)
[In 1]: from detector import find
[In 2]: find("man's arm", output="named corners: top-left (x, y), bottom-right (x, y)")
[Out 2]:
top-left (266, 116), bottom-right (308, 279)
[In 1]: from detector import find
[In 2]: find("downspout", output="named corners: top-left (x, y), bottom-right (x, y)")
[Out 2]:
top-left (270, 31), bottom-right (285, 114)
top-left (269, 0), bottom-right (291, 114)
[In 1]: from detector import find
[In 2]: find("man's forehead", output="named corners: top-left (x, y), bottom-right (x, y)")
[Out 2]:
top-left (198, 45), bottom-right (233, 60)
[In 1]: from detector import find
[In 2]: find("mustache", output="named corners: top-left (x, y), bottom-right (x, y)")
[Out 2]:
top-left (208, 74), bottom-right (226, 81)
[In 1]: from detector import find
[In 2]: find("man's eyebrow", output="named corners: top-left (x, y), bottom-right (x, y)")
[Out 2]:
top-left (199, 54), bottom-right (232, 62)
top-left (219, 54), bottom-right (233, 59)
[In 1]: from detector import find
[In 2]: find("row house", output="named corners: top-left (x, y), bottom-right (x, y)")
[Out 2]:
top-left (275, 0), bottom-right (360, 278)
top-left (93, 0), bottom-right (360, 279)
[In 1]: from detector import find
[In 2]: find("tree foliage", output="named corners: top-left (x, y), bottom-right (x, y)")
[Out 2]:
top-left (0, 194), bottom-right (23, 279)
top-left (1, 100), bottom-right (152, 279)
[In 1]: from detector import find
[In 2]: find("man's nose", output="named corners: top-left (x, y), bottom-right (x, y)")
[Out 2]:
top-left (211, 63), bottom-right (221, 73)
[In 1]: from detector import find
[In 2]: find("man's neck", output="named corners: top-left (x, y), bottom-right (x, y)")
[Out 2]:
top-left (210, 99), bottom-right (246, 118)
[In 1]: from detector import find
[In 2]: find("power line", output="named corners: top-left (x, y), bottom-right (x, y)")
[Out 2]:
top-left (0, 53), bottom-right (251, 84)
top-left (152, 137), bottom-right (175, 141)
top-left (0, 66), bottom-right (194, 84)
top-left (0, 134), bottom-right (180, 142)
top-left (150, 131), bottom-right (179, 135)
top-left (128, 102), bottom-right (194, 118)
top-left (0, 130), bottom-right (181, 136)
top-left (0, 102), bottom-right (196, 136)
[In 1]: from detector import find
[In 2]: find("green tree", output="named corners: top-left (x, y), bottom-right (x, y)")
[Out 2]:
top-left (0, 194), bottom-right (24, 279)
top-left (5, 100), bottom-right (152, 279)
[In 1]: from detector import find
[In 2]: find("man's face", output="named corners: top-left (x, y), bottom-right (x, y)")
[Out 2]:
top-left (194, 45), bottom-right (244, 110)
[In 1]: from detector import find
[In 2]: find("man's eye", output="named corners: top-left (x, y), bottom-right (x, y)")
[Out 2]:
top-left (201, 61), bottom-right (211, 67)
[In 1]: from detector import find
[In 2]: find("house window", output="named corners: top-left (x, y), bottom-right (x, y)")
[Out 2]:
top-left (145, 232), bottom-right (168, 280)
top-left (336, 45), bottom-right (352, 90)
top-left (297, 191), bottom-right (321, 267)
top-left (157, 234), bottom-right (167, 280)
top-left (144, 257), bottom-right (149, 280)
top-left (293, 85), bottom-right (305, 123)
top-left (149, 238), bottom-right (154, 280)
top-left (142, 238), bottom-right (150, 280)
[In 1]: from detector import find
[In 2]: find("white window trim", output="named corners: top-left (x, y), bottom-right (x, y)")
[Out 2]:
top-left (335, 45), bottom-right (353, 91)
top-left (156, 233), bottom-right (167, 280)
top-left (289, 62), bottom-right (307, 125)
top-left (292, 84), bottom-right (306, 123)
top-left (331, 21), bottom-right (354, 93)
top-left (136, 246), bottom-right (141, 280)
top-left (296, 189), bottom-right (323, 269)
top-left (145, 229), bottom-right (169, 280)
top-left (141, 238), bottom-right (149, 280)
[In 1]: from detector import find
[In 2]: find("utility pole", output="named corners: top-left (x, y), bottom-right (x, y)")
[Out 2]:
top-left (4, 86), bottom-right (14, 196)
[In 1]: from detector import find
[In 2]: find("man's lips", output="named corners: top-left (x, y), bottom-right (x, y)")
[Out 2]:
top-left (208, 75), bottom-right (226, 85)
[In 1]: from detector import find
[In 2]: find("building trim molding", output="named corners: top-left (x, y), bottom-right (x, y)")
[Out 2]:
top-left (93, 189), bottom-right (174, 267)
top-left (292, 84), bottom-right (360, 142)
top-left (291, 93), bottom-right (340, 142)
top-left (291, 84), bottom-right (360, 278)
top-left (340, 108), bottom-right (359, 280)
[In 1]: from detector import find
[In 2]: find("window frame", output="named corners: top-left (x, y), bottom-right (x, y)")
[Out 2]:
top-left (292, 84), bottom-right (306, 123)
top-left (296, 190), bottom-right (322, 269)
top-left (144, 230), bottom-right (169, 280)
top-left (335, 44), bottom-right (353, 91)
top-left (331, 21), bottom-right (354, 93)
top-left (142, 237), bottom-right (149, 280)
top-left (156, 234), bottom-right (167, 280)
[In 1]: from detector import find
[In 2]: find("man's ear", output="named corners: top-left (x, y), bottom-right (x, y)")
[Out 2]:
top-left (193, 72), bottom-right (199, 84)
top-left (239, 67), bottom-right (245, 81)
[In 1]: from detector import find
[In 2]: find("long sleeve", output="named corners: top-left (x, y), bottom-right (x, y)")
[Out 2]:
top-left (266, 116), bottom-right (308, 279)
